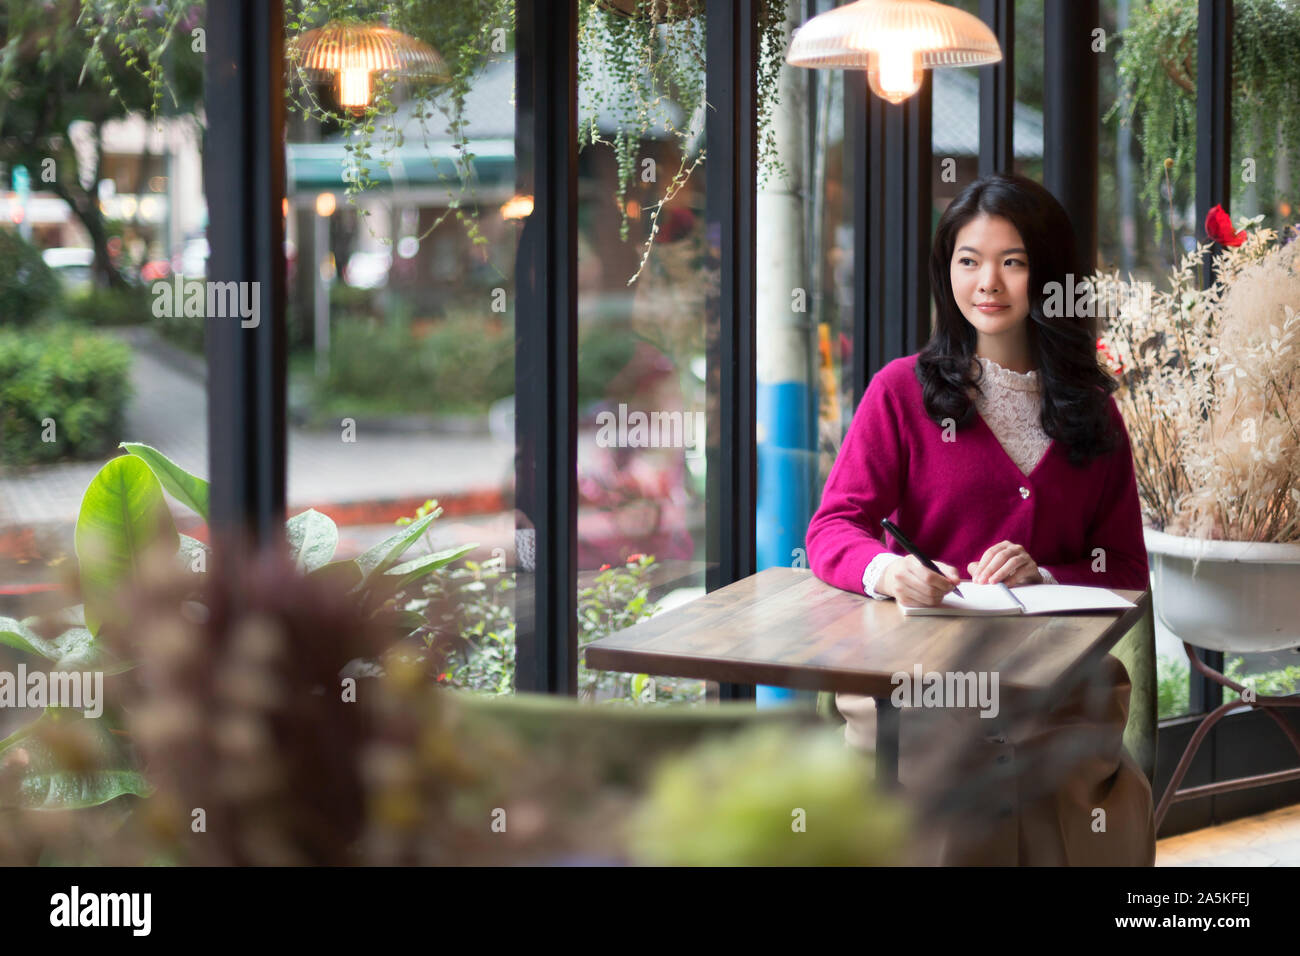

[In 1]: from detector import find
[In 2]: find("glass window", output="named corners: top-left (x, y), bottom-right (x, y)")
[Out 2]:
top-left (283, 3), bottom-right (520, 697)
top-left (0, 4), bottom-right (207, 735)
top-left (573, 1), bottom-right (710, 705)
top-left (1109, 0), bottom-right (1300, 719)
top-left (1218, 0), bottom-right (1300, 708)
top-left (816, 61), bottom-right (855, 488)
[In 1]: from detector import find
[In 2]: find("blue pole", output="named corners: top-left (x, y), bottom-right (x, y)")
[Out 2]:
top-left (756, 380), bottom-right (819, 708)
top-left (753, 6), bottom-right (818, 710)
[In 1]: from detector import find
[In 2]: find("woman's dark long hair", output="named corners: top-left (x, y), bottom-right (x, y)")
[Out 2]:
top-left (916, 172), bottom-right (1117, 466)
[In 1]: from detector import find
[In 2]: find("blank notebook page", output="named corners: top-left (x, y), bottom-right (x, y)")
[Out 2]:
top-left (1012, 584), bottom-right (1135, 614)
top-left (900, 583), bottom-right (1135, 615)
top-left (900, 583), bottom-right (1019, 615)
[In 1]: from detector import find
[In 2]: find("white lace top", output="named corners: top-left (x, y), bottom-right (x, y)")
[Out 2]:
top-left (862, 355), bottom-right (1057, 597)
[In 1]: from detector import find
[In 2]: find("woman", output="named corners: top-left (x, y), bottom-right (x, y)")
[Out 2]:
top-left (805, 172), bottom-right (1155, 866)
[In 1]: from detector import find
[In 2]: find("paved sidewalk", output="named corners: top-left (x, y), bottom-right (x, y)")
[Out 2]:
top-left (0, 331), bottom-right (700, 595)
top-left (0, 330), bottom-right (515, 530)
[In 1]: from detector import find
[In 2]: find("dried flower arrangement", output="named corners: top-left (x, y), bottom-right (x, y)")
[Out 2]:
top-left (1096, 209), bottom-right (1300, 542)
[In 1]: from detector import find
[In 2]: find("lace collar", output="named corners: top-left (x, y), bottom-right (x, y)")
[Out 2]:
top-left (973, 354), bottom-right (1040, 393)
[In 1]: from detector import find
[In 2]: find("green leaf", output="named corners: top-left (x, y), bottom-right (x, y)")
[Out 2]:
top-left (308, 559), bottom-right (363, 592)
top-left (0, 616), bottom-right (56, 660)
top-left (50, 627), bottom-right (132, 676)
top-left (632, 673), bottom-right (652, 699)
top-left (286, 509), bottom-right (339, 572)
top-left (389, 609), bottom-right (426, 631)
top-left (75, 456), bottom-right (179, 637)
top-left (380, 543), bottom-right (477, 593)
top-left (380, 609), bottom-right (428, 640)
top-left (0, 711), bottom-right (151, 811)
top-left (352, 509), bottom-right (440, 588)
top-left (15, 765), bottom-right (151, 811)
top-left (120, 442), bottom-right (209, 519)
top-left (3, 616), bottom-right (133, 684)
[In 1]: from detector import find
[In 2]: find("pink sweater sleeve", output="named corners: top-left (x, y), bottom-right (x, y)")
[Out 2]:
top-left (806, 370), bottom-right (905, 595)
top-left (1038, 400), bottom-right (1150, 592)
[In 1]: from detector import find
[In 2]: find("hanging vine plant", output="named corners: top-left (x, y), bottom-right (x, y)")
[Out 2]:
top-left (579, 0), bottom-right (790, 283)
top-left (281, 0), bottom-right (514, 259)
top-left (1109, 0), bottom-right (1300, 245)
top-left (78, 0), bottom-right (519, 264)
top-left (75, 0), bottom-right (791, 285)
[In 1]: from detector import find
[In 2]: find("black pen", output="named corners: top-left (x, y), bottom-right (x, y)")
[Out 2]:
top-left (879, 518), bottom-right (966, 599)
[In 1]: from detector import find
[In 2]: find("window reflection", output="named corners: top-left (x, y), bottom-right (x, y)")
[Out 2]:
top-left (284, 6), bottom-right (519, 697)
top-left (575, 2), bottom-right (709, 705)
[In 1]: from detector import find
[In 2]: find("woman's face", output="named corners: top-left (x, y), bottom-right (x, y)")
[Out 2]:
top-left (948, 213), bottom-right (1031, 337)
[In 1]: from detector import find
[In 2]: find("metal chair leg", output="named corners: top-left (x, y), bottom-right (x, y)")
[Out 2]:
top-left (1153, 641), bottom-right (1300, 831)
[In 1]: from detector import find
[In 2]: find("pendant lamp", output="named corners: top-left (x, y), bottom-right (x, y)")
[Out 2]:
top-left (289, 21), bottom-right (449, 110)
top-left (786, 0), bottom-right (1002, 104)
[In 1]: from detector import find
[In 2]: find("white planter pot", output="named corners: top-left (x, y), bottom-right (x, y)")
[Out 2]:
top-left (1144, 527), bottom-right (1300, 654)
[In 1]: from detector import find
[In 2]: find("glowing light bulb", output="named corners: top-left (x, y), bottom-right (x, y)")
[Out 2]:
top-left (340, 68), bottom-right (372, 108)
top-left (290, 22), bottom-right (449, 115)
top-left (500, 194), bottom-right (534, 220)
top-left (869, 47), bottom-right (923, 104)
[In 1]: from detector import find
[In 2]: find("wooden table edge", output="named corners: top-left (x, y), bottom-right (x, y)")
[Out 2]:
top-left (583, 587), bottom-right (1153, 700)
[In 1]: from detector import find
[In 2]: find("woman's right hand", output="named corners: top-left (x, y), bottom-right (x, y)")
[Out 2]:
top-left (877, 555), bottom-right (962, 606)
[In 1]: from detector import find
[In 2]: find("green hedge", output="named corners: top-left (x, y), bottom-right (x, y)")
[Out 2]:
top-left (319, 311), bottom-right (514, 416)
top-left (307, 310), bottom-right (641, 418)
top-left (0, 325), bottom-right (132, 465)
top-left (150, 301), bottom-right (206, 354)
top-left (0, 230), bottom-right (60, 326)
top-left (62, 286), bottom-right (153, 327)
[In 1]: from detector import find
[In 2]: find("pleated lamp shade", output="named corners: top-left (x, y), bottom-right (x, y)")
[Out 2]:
top-left (786, 0), bottom-right (1002, 104)
top-left (289, 21), bottom-right (450, 109)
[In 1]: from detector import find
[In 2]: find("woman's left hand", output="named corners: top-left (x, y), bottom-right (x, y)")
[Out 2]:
top-left (968, 541), bottom-right (1044, 586)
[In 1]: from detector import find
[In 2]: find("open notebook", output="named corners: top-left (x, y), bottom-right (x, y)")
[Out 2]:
top-left (898, 582), bottom-right (1136, 617)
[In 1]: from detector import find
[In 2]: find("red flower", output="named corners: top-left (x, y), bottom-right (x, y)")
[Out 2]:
top-left (657, 205), bottom-right (696, 243)
top-left (1205, 204), bottom-right (1246, 247)
top-left (436, 672), bottom-right (451, 683)
top-left (598, 563), bottom-right (611, 572)
top-left (1097, 338), bottom-right (1124, 374)
top-left (626, 553), bottom-right (645, 563)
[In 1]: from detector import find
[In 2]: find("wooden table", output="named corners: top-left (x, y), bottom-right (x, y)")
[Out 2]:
top-left (583, 567), bottom-right (1151, 787)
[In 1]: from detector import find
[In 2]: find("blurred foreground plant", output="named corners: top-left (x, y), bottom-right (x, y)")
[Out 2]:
top-left (1, 543), bottom-right (907, 866)
top-left (626, 722), bottom-right (910, 866)
top-left (0, 445), bottom-right (472, 818)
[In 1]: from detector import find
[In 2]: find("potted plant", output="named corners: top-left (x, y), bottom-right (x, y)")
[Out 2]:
top-left (1096, 207), bottom-right (1300, 654)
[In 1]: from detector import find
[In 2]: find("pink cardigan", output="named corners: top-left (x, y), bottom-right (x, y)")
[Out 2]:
top-left (806, 354), bottom-right (1149, 596)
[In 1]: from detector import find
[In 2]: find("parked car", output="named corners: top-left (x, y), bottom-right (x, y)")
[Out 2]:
top-left (41, 247), bottom-right (95, 293)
